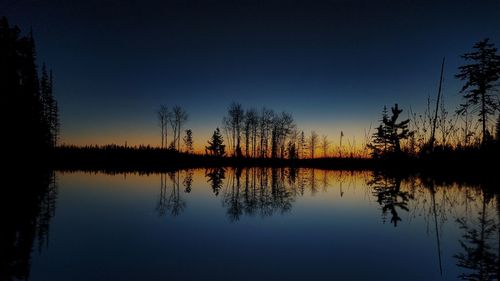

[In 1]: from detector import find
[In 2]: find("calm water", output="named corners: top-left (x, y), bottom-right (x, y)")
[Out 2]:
top-left (3, 168), bottom-right (499, 280)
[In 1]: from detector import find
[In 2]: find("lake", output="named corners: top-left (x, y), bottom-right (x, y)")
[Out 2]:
top-left (2, 168), bottom-right (498, 280)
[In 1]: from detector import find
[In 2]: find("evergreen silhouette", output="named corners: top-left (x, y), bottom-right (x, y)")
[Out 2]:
top-left (183, 129), bottom-right (193, 153)
top-left (206, 128), bottom-right (226, 156)
top-left (456, 38), bottom-right (500, 144)
top-left (368, 104), bottom-right (410, 158)
top-left (0, 17), bottom-right (59, 158)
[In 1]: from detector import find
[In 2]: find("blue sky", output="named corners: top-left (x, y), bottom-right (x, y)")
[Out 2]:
top-left (4, 0), bottom-right (500, 147)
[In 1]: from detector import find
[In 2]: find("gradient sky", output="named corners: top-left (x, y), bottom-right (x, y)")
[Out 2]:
top-left (4, 0), bottom-right (500, 149)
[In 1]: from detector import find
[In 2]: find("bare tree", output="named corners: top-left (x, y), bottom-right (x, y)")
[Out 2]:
top-left (224, 102), bottom-right (245, 157)
top-left (244, 108), bottom-right (259, 158)
top-left (309, 131), bottom-right (319, 159)
top-left (259, 108), bottom-right (274, 158)
top-left (321, 135), bottom-right (329, 158)
top-left (299, 131), bottom-right (306, 159)
top-left (271, 111), bottom-right (295, 159)
top-left (170, 105), bottom-right (188, 151)
top-left (157, 105), bottom-right (170, 149)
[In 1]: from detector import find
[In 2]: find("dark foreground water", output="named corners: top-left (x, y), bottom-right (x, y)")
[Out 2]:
top-left (2, 168), bottom-right (499, 281)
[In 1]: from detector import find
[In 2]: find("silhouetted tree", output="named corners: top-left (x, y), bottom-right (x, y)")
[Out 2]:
top-left (321, 135), bottom-right (329, 158)
top-left (157, 105), bottom-right (170, 149)
top-left (223, 102), bottom-right (245, 157)
top-left (170, 106), bottom-right (188, 151)
top-left (456, 38), bottom-right (500, 144)
top-left (40, 65), bottom-right (59, 146)
top-left (258, 108), bottom-right (274, 158)
top-left (0, 17), bottom-right (59, 156)
top-left (368, 104), bottom-right (410, 158)
top-left (206, 128), bottom-right (225, 156)
top-left (287, 140), bottom-right (298, 160)
top-left (287, 129), bottom-right (299, 160)
top-left (299, 131), bottom-right (306, 159)
top-left (309, 131), bottom-right (318, 159)
top-left (244, 108), bottom-right (259, 157)
top-left (270, 111), bottom-right (295, 159)
top-left (183, 129), bottom-right (193, 153)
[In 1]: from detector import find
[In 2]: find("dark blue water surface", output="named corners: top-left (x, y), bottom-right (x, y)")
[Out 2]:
top-left (13, 168), bottom-right (500, 280)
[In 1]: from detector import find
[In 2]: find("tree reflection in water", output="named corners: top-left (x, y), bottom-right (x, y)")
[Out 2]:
top-left (221, 167), bottom-right (295, 222)
top-left (0, 170), bottom-right (57, 281)
top-left (157, 171), bottom-right (187, 217)
top-left (367, 172), bottom-right (414, 227)
top-left (149, 168), bottom-right (500, 279)
top-left (454, 186), bottom-right (499, 281)
top-left (206, 167), bottom-right (225, 196)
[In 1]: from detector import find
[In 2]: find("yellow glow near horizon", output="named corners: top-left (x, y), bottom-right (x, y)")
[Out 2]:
top-left (60, 120), bottom-right (374, 157)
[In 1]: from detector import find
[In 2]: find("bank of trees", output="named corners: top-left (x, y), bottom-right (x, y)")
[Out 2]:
top-left (156, 105), bottom-right (189, 152)
top-left (367, 38), bottom-right (500, 159)
top-left (222, 103), bottom-right (299, 159)
top-left (0, 17), bottom-right (60, 156)
top-left (153, 39), bottom-right (499, 160)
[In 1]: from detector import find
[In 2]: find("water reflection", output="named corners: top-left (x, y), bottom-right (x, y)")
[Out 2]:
top-left (454, 189), bottom-right (499, 280)
top-left (0, 170), bottom-right (57, 281)
top-left (5, 168), bottom-right (500, 280)
top-left (157, 171), bottom-right (186, 217)
top-left (206, 167), bottom-right (225, 196)
top-left (152, 168), bottom-right (500, 280)
top-left (367, 172), bottom-right (413, 227)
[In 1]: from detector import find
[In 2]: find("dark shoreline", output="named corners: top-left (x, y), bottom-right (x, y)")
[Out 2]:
top-left (45, 146), bottom-right (499, 184)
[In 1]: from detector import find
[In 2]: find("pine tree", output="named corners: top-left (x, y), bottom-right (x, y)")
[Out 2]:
top-left (368, 104), bottom-right (410, 158)
top-left (0, 17), bottom-right (59, 156)
top-left (456, 38), bottom-right (500, 144)
top-left (206, 128), bottom-right (226, 156)
top-left (40, 65), bottom-right (59, 146)
top-left (183, 129), bottom-right (193, 153)
top-left (49, 70), bottom-right (60, 146)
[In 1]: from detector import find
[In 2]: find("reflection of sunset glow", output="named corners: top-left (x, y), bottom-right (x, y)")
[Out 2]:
top-left (29, 168), bottom-right (500, 280)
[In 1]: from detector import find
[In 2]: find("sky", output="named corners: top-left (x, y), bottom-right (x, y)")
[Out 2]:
top-left (3, 0), bottom-right (500, 149)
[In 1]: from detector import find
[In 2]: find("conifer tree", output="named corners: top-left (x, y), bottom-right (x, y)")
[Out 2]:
top-left (456, 38), bottom-right (500, 144)
top-left (206, 128), bottom-right (225, 156)
top-left (368, 104), bottom-right (410, 158)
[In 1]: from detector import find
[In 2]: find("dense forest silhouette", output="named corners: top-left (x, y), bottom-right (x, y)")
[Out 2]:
top-left (0, 17), bottom-right (59, 162)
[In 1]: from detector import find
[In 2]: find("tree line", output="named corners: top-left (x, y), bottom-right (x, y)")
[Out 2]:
top-left (157, 102), bottom-right (332, 159)
top-left (156, 39), bottom-right (499, 160)
top-left (367, 38), bottom-right (500, 159)
top-left (154, 39), bottom-right (500, 159)
top-left (0, 17), bottom-right (60, 157)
